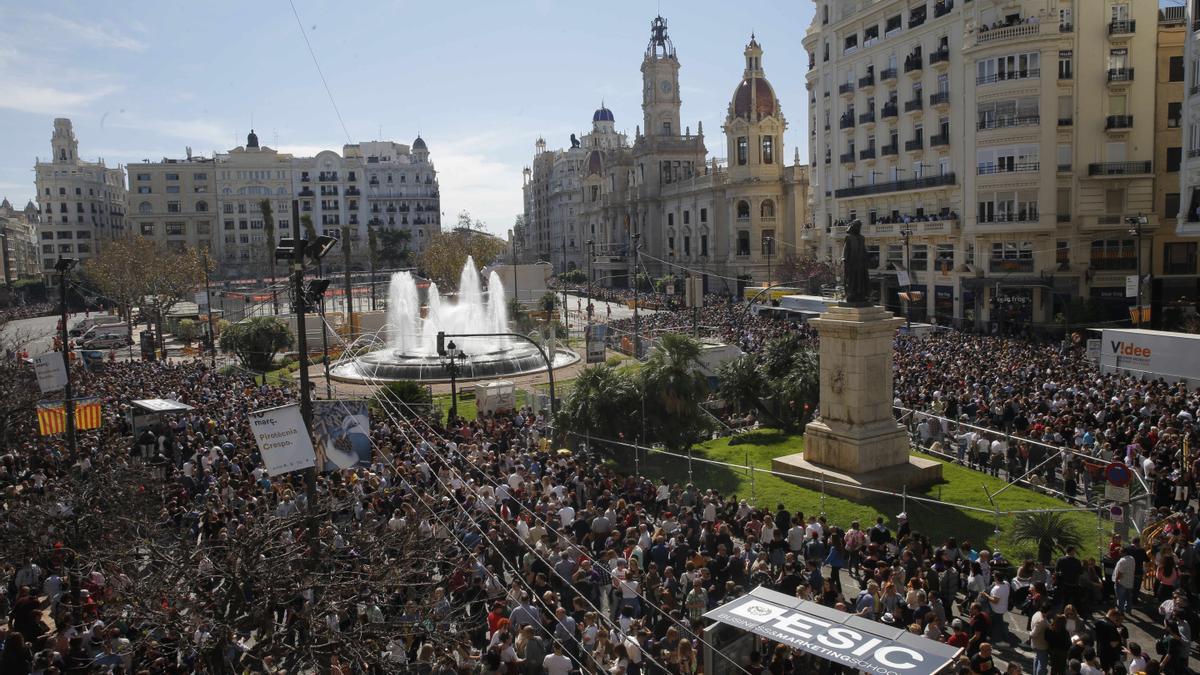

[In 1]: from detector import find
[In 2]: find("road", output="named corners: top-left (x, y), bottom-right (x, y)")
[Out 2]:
top-left (1, 311), bottom-right (144, 361)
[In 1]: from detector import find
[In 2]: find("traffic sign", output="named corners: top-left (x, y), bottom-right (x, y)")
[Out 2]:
top-left (1105, 484), bottom-right (1130, 503)
top-left (1110, 505), bottom-right (1124, 523)
top-left (1105, 462), bottom-right (1132, 488)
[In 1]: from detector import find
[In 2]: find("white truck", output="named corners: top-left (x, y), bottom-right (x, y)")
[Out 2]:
top-left (1099, 328), bottom-right (1200, 386)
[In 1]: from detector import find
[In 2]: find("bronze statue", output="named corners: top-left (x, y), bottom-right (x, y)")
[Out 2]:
top-left (842, 219), bottom-right (871, 305)
top-left (570, 133), bottom-right (581, 149)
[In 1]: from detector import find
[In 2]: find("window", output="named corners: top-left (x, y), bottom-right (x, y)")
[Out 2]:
top-left (991, 241), bottom-right (1034, 260)
top-left (761, 200), bottom-right (776, 218)
top-left (1163, 242), bottom-right (1197, 275)
top-left (737, 137), bottom-right (748, 165)
top-left (140, 223), bottom-right (155, 236)
top-left (136, 173), bottom-right (151, 181)
top-left (166, 185), bottom-right (180, 193)
top-left (683, 236), bottom-right (690, 256)
top-left (76, 230), bottom-right (91, 239)
top-left (700, 208), bottom-right (708, 223)
top-left (56, 231), bottom-right (73, 239)
top-left (1170, 56), bottom-right (1185, 82)
top-left (193, 172), bottom-right (207, 180)
top-left (683, 210), bottom-right (690, 225)
top-left (224, 220), bottom-right (234, 231)
top-left (165, 173), bottom-right (179, 181)
top-left (167, 201), bottom-right (181, 213)
top-left (936, 244), bottom-right (954, 270)
top-left (1168, 147), bottom-right (1182, 173)
top-left (166, 222), bottom-right (185, 236)
top-left (138, 201), bottom-right (153, 214)
top-left (761, 230), bottom-right (775, 255)
top-left (1168, 102), bottom-right (1182, 128)
top-left (976, 52), bottom-right (1040, 85)
top-left (700, 234), bottom-right (709, 256)
top-left (737, 200), bottom-right (750, 219)
top-left (737, 231), bottom-right (750, 255)
top-left (910, 244), bottom-right (928, 271)
top-left (761, 135), bottom-right (774, 164)
top-left (137, 186), bottom-right (151, 194)
top-left (667, 213), bottom-right (674, 227)
top-left (1058, 51), bottom-right (1073, 80)
top-left (196, 200), bottom-right (208, 212)
top-left (1166, 193), bottom-right (1181, 221)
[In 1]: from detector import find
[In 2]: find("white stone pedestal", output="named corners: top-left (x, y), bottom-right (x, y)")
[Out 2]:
top-left (776, 304), bottom-right (941, 497)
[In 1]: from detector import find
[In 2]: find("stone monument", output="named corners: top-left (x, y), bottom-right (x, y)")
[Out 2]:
top-left (773, 221), bottom-right (942, 497)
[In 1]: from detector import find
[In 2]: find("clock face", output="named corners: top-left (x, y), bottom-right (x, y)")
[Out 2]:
top-left (660, 80), bottom-right (673, 94)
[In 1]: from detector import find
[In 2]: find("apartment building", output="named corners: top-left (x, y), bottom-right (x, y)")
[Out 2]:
top-left (360, 139), bottom-right (441, 257)
top-left (0, 198), bottom-right (41, 284)
top-left (805, 0), bottom-right (1162, 330)
top-left (33, 119), bottom-right (127, 272)
top-left (127, 152), bottom-right (216, 254)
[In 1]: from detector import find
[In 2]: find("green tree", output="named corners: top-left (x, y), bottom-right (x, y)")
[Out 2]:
top-left (378, 228), bottom-right (413, 268)
top-left (419, 229), bottom-right (507, 288)
top-left (1011, 512), bottom-right (1085, 564)
top-left (640, 333), bottom-right (710, 451)
top-left (768, 351), bottom-right (820, 431)
top-left (540, 292), bottom-right (558, 314)
top-left (219, 316), bottom-right (294, 371)
top-left (302, 214), bottom-right (317, 243)
top-left (556, 364), bottom-right (642, 445)
top-left (175, 319), bottom-right (200, 347)
top-left (718, 354), bottom-right (767, 415)
top-left (260, 199), bottom-right (279, 314)
top-left (374, 380), bottom-right (434, 420)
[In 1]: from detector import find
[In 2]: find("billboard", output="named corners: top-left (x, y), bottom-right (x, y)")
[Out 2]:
top-left (1099, 329), bottom-right (1200, 386)
top-left (248, 403), bottom-right (317, 477)
top-left (33, 353), bottom-right (68, 393)
top-left (312, 400), bottom-right (373, 471)
top-left (584, 324), bottom-right (607, 364)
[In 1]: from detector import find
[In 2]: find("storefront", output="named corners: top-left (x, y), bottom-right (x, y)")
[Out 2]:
top-left (934, 285), bottom-right (954, 326)
top-left (992, 287), bottom-right (1033, 333)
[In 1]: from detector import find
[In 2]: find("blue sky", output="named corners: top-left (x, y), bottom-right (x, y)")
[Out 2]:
top-left (0, 0), bottom-right (812, 235)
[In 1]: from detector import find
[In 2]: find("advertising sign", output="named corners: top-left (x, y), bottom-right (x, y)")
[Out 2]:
top-left (1105, 462), bottom-right (1132, 488)
top-left (705, 587), bottom-right (959, 675)
top-left (1100, 329), bottom-right (1200, 385)
top-left (311, 400), bottom-right (372, 471)
top-left (584, 324), bottom-right (607, 364)
top-left (195, 290), bottom-right (209, 313)
top-left (1086, 339), bottom-right (1101, 363)
top-left (33, 352), bottom-right (68, 393)
top-left (1125, 275), bottom-right (1138, 298)
top-left (248, 403), bottom-right (317, 477)
top-left (1105, 484), bottom-right (1130, 503)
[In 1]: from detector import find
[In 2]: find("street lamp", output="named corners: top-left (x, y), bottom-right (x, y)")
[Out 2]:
top-left (438, 339), bottom-right (468, 424)
top-left (55, 256), bottom-right (78, 459)
top-left (586, 239), bottom-right (595, 325)
top-left (1126, 215), bottom-right (1148, 326)
top-left (763, 235), bottom-right (774, 285)
top-left (900, 228), bottom-right (914, 331)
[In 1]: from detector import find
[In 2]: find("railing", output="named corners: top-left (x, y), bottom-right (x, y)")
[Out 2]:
top-left (904, 56), bottom-right (924, 73)
top-left (1057, 163), bottom-right (1072, 172)
top-left (1109, 19), bottom-right (1136, 35)
top-left (1107, 68), bottom-right (1135, 82)
top-left (881, 102), bottom-right (899, 118)
top-left (978, 213), bottom-right (1040, 224)
top-left (929, 49), bottom-right (950, 65)
top-left (989, 258), bottom-right (1035, 273)
top-left (839, 82), bottom-right (855, 95)
top-left (1188, 149), bottom-right (1200, 159)
top-left (977, 115), bottom-right (1039, 130)
top-left (976, 69), bottom-right (1039, 85)
top-left (839, 152), bottom-right (856, 164)
top-left (881, 144), bottom-right (899, 156)
top-left (1057, 214), bottom-right (1071, 223)
top-left (1105, 115), bottom-right (1134, 130)
top-left (1090, 257), bottom-right (1137, 270)
top-left (839, 116), bottom-right (855, 130)
top-left (880, 67), bottom-right (898, 81)
top-left (977, 162), bottom-right (1039, 175)
top-left (1087, 161), bottom-right (1151, 175)
top-left (859, 147), bottom-right (877, 160)
top-left (858, 111), bottom-right (876, 124)
top-left (929, 91), bottom-right (951, 106)
top-left (344, 187), bottom-right (360, 196)
top-left (859, 74), bottom-right (875, 88)
top-left (933, 1), bottom-right (953, 19)
top-left (1059, 23), bottom-right (1073, 33)
top-left (930, 133), bottom-right (950, 146)
top-left (1058, 117), bottom-right (1073, 127)
top-left (834, 172), bottom-right (956, 198)
top-left (976, 22), bottom-right (1040, 44)
top-left (904, 99), bottom-right (923, 112)
top-left (905, 138), bottom-right (924, 151)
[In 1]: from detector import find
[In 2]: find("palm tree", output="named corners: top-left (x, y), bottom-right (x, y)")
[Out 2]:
top-left (556, 364), bottom-right (641, 444)
top-left (641, 333), bottom-right (710, 451)
top-left (260, 199), bottom-right (279, 314)
top-left (718, 354), bottom-right (766, 415)
top-left (1011, 511), bottom-right (1085, 564)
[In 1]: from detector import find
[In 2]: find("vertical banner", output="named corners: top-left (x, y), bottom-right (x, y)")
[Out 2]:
top-left (33, 353), bottom-right (68, 393)
top-left (311, 400), bottom-right (372, 471)
top-left (195, 290), bottom-right (209, 313)
top-left (248, 403), bottom-right (317, 477)
top-left (584, 324), bottom-right (607, 364)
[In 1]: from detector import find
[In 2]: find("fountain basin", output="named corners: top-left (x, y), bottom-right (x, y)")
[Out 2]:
top-left (330, 343), bottom-right (580, 384)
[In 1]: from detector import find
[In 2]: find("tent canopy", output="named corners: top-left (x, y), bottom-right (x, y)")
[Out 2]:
top-left (130, 399), bottom-right (194, 414)
top-left (704, 587), bottom-right (960, 675)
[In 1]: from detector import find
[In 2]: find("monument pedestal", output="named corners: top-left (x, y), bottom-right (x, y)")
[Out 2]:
top-left (775, 304), bottom-right (941, 498)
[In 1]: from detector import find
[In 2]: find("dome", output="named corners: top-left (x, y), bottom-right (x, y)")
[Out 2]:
top-left (246, 129), bottom-right (259, 148)
top-left (585, 150), bottom-right (603, 176)
top-left (732, 76), bottom-right (777, 119)
top-left (593, 106), bottom-right (615, 123)
top-left (413, 136), bottom-right (427, 151)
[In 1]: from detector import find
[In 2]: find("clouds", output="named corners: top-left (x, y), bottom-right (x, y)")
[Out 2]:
top-left (0, 82), bottom-right (121, 117)
top-left (32, 14), bottom-right (148, 52)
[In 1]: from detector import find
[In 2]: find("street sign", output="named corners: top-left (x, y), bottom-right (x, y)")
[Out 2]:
top-left (1125, 275), bottom-right (1138, 298)
top-left (33, 353), bottom-right (68, 393)
top-left (1105, 484), bottom-right (1130, 503)
top-left (1086, 339), bottom-right (1101, 362)
top-left (584, 324), bottom-right (607, 364)
top-left (1110, 505), bottom-right (1124, 523)
top-left (1105, 461), bottom-right (1132, 488)
top-left (194, 290), bottom-right (209, 313)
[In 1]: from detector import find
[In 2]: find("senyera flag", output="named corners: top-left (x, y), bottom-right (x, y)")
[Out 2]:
top-left (37, 397), bottom-right (102, 436)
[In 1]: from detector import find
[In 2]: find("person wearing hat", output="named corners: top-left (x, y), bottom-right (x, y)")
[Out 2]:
top-left (896, 512), bottom-right (911, 541)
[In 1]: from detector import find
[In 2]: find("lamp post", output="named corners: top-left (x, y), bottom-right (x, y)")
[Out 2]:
top-left (440, 339), bottom-right (467, 424)
top-left (202, 249), bottom-right (215, 368)
top-left (56, 257), bottom-right (78, 458)
top-left (632, 232), bottom-right (641, 359)
top-left (763, 235), bottom-right (774, 285)
top-left (900, 228), bottom-right (914, 331)
top-left (1126, 215), bottom-right (1148, 325)
top-left (586, 239), bottom-right (595, 325)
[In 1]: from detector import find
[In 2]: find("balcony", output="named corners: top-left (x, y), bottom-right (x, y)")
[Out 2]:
top-left (1189, 149), bottom-right (1200, 159)
top-left (881, 144), bottom-right (899, 157)
top-left (976, 22), bottom-right (1041, 45)
top-left (978, 213), bottom-right (1040, 225)
top-left (905, 138), bottom-right (924, 152)
top-left (300, 175), bottom-right (311, 183)
top-left (881, 102), bottom-right (899, 119)
top-left (933, 1), bottom-right (953, 19)
top-left (859, 147), bottom-right (877, 160)
top-left (1059, 23), bottom-right (1073, 33)
top-left (1108, 19), bottom-right (1136, 35)
top-left (904, 98), bottom-right (923, 113)
top-left (1105, 115), bottom-right (1134, 130)
top-left (859, 74), bottom-right (876, 89)
top-left (929, 91), bottom-right (951, 108)
top-left (1058, 116), bottom-right (1073, 127)
top-left (904, 55), bottom-right (924, 74)
top-left (976, 69), bottom-right (1039, 86)
top-left (1057, 163), bottom-right (1072, 172)
top-left (977, 162), bottom-right (1040, 175)
top-left (834, 172), bottom-right (956, 198)
top-left (858, 111), bottom-right (876, 125)
top-left (978, 115), bottom-right (1039, 130)
top-left (1087, 161), bottom-right (1151, 176)
top-left (840, 152), bottom-right (857, 164)
top-left (1057, 214), bottom-right (1072, 223)
top-left (839, 82), bottom-right (855, 96)
top-left (880, 67), bottom-right (898, 83)
top-left (345, 187), bottom-right (360, 196)
top-left (929, 49), bottom-right (950, 67)
top-left (1090, 257), bottom-right (1137, 271)
top-left (317, 173), bottom-right (339, 182)
top-left (930, 133), bottom-right (950, 147)
top-left (839, 115), bottom-right (855, 130)
top-left (990, 258), bottom-right (1035, 274)
top-left (298, 188), bottom-right (314, 197)
top-left (1106, 68), bottom-right (1135, 83)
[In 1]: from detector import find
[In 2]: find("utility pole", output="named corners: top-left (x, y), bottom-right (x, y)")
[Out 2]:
top-left (764, 235), bottom-right (774, 285)
top-left (203, 249), bottom-right (215, 368)
top-left (290, 201), bottom-right (318, 551)
top-left (632, 232), bottom-right (641, 359)
top-left (901, 228), bottom-right (913, 331)
top-left (56, 257), bottom-right (77, 458)
top-left (586, 240), bottom-right (595, 325)
top-left (1127, 215), bottom-right (1147, 326)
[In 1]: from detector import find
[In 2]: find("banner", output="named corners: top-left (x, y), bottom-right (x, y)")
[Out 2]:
top-left (584, 324), bottom-right (607, 364)
top-left (248, 403), bottom-right (317, 477)
top-left (311, 400), bottom-right (372, 471)
top-left (195, 290), bottom-right (209, 313)
top-left (705, 587), bottom-right (959, 675)
top-left (33, 353), bottom-right (68, 393)
top-left (37, 397), bottom-right (102, 436)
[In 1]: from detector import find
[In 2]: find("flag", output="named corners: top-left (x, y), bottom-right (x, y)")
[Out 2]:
top-left (36, 397), bottom-right (102, 436)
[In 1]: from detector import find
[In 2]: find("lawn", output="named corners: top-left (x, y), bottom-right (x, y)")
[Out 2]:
top-left (630, 429), bottom-right (1110, 562)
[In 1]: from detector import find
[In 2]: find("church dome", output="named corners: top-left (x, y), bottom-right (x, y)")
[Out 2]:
top-left (593, 106), bottom-right (615, 123)
top-left (246, 129), bottom-right (259, 148)
top-left (413, 136), bottom-right (427, 151)
top-left (732, 77), bottom-right (777, 119)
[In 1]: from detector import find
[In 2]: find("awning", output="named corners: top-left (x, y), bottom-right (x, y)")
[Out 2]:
top-left (704, 587), bottom-right (960, 675)
top-left (130, 399), bottom-right (194, 413)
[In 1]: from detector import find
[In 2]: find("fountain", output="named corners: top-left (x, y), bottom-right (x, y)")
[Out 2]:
top-left (329, 257), bottom-right (579, 384)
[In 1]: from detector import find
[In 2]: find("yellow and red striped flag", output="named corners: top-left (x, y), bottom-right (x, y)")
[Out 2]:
top-left (37, 397), bottom-right (102, 436)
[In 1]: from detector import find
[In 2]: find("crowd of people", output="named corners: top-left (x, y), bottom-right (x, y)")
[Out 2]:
top-left (2, 290), bottom-right (1200, 673)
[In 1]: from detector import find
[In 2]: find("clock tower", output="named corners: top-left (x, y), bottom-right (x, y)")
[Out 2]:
top-left (641, 15), bottom-right (681, 137)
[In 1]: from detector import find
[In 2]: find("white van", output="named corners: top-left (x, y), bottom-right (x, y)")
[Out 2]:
top-left (69, 316), bottom-right (124, 337)
top-left (81, 329), bottom-right (131, 349)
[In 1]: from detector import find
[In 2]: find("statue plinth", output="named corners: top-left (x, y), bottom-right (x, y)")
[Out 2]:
top-left (773, 305), bottom-right (942, 497)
